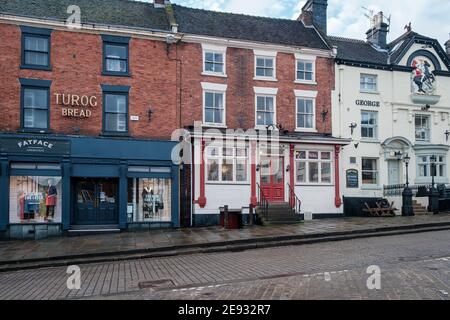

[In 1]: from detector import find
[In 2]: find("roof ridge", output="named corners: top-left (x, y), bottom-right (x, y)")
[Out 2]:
top-left (172, 3), bottom-right (299, 24)
top-left (328, 35), bottom-right (367, 44)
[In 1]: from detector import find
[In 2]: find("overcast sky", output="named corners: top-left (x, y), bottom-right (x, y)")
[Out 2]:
top-left (168, 0), bottom-right (450, 47)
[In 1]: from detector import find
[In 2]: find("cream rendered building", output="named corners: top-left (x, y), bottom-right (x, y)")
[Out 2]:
top-left (331, 13), bottom-right (450, 212)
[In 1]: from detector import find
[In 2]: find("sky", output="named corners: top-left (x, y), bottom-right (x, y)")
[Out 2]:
top-left (166, 0), bottom-right (450, 47)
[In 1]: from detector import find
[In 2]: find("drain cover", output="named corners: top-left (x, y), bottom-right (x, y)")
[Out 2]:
top-left (138, 279), bottom-right (175, 290)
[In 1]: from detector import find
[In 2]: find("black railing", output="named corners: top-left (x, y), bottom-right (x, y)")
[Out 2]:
top-left (383, 184), bottom-right (432, 197)
top-left (287, 183), bottom-right (302, 214)
top-left (256, 183), bottom-right (269, 220)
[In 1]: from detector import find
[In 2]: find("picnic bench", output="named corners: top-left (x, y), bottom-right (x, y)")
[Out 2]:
top-left (363, 199), bottom-right (397, 217)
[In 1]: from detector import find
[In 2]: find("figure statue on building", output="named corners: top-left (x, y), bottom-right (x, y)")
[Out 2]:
top-left (411, 58), bottom-right (437, 95)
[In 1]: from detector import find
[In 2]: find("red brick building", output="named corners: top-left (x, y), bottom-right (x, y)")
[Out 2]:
top-left (0, 0), bottom-right (348, 239)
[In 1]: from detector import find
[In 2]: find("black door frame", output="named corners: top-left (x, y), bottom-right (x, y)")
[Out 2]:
top-left (72, 178), bottom-right (119, 226)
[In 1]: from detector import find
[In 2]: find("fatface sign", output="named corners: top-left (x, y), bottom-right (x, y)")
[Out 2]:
top-left (0, 137), bottom-right (70, 155)
top-left (54, 93), bottom-right (97, 118)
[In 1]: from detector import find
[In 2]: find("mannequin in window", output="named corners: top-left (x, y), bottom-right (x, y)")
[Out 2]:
top-left (45, 179), bottom-right (57, 221)
top-left (142, 186), bottom-right (154, 219)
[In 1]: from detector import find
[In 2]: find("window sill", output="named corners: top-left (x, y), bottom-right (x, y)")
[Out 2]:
top-left (202, 123), bottom-right (228, 129)
top-left (295, 128), bottom-right (318, 133)
top-left (360, 138), bottom-right (380, 144)
top-left (101, 132), bottom-right (130, 137)
top-left (360, 90), bottom-right (380, 95)
top-left (206, 182), bottom-right (250, 186)
top-left (295, 183), bottom-right (334, 187)
top-left (20, 65), bottom-right (52, 71)
top-left (295, 80), bottom-right (317, 85)
top-left (202, 72), bottom-right (228, 78)
top-left (361, 185), bottom-right (382, 190)
top-left (102, 71), bottom-right (131, 77)
top-left (254, 126), bottom-right (279, 131)
top-left (19, 128), bottom-right (52, 134)
top-left (253, 77), bottom-right (278, 82)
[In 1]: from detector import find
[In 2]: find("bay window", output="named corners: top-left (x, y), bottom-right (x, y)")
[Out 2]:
top-left (206, 147), bottom-right (249, 183)
top-left (418, 155), bottom-right (446, 178)
top-left (295, 150), bottom-right (332, 184)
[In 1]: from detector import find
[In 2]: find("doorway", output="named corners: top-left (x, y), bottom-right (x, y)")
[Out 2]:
top-left (73, 178), bottom-right (119, 225)
top-left (260, 156), bottom-right (285, 202)
top-left (388, 160), bottom-right (401, 185)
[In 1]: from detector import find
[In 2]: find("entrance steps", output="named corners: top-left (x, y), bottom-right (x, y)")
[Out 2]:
top-left (412, 200), bottom-right (428, 216)
top-left (256, 202), bottom-right (302, 225)
top-left (68, 225), bottom-right (121, 236)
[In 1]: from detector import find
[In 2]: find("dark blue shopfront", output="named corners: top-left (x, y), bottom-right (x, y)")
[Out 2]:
top-left (0, 134), bottom-right (180, 240)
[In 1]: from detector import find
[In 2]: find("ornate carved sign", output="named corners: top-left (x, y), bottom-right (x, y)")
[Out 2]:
top-left (346, 169), bottom-right (359, 188)
top-left (410, 56), bottom-right (437, 95)
top-left (54, 93), bottom-right (97, 118)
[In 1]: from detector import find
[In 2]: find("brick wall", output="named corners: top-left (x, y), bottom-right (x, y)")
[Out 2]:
top-left (178, 42), bottom-right (334, 134)
top-left (0, 23), bottom-right (179, 140)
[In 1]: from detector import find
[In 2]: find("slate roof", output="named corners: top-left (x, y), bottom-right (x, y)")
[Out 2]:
top-left (0, 0), bottom-right (171, 31)
top-left (329, 36), bottom-right (388, 65)
top-left (172, 4), bottom-right (330, 50)
top-left (329, 31), bottom-right (448, 68)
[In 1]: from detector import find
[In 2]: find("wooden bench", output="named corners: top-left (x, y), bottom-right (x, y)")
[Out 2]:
top-left (363, 200), bottom-right (397, 217)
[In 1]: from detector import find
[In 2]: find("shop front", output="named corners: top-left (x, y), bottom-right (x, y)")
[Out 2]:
top-left (0, 134), bottom-right (179, 240)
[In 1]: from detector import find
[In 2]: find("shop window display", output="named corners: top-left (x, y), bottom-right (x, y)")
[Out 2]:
top-left (9, 176), bottom-right (62, 223)
top-left (127, 178), bottom-right (171, 222)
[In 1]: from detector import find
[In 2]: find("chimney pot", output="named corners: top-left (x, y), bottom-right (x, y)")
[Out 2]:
top-left (366, 11), bottom-right (389, 49)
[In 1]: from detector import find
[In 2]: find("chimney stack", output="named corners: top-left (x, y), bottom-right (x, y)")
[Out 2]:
top-left (154, 0), bottom-right (168, 8)
top-left (299, 0), bottom-right (328, 35)
top-left (366, 12), bottom-right (389, 49)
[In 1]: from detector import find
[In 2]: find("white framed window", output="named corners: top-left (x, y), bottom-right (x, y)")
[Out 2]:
top-left (202, 82), bottom-right (227, 127)
top-left (254, 87), bottom-right (278, 128)
top-left (202, 44), bottom-right (227, 77)
top-left (294, 90), bottom-right (317, 132)
top-left (361, 111), bottom-right (378, 139)
top-left (360, 74), bottom-right (378, 92)
top-left (206, 146), bottom-right (249, 183)
top-left (295, 54), bottom-right (316, 83)
top-left (417, 155), bottom-right (446, 178)
top-left (415, 115), bottom-right (430, 142)
top-left (362, 158), bottom-right (379, 185)
top-left (254, 50), bottom-right (277, 81)
top-left (295, 150), bottom-right (333, 185)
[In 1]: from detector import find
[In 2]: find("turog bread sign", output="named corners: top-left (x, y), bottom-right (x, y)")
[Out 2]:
top-left (54, 93), bottom-right (98, 118)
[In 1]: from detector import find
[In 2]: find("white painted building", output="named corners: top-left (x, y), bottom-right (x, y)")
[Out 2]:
top-left (331, 13), bottom-right (450, 212)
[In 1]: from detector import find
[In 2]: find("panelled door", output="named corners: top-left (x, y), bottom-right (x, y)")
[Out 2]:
top-left (388, 160), bottom-right (401, 185)
top-left (73, 178), bottom-right (119, 225)
top-left (260, 156), bottom-right (285, 202)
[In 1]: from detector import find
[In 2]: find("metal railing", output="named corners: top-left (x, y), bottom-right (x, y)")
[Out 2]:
top-left (256, 183), bottom-right (269, 220)
top-left (383, 184), bottom-right (432, 197)
top-left (287, 183), bottom-right (302, 214)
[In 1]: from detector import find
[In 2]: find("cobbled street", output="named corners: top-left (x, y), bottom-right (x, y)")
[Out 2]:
top-left (1, 231), bottom-right (449, 300)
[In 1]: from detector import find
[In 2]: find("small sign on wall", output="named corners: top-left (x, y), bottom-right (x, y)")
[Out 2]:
top-left (130, 116), bottom-right (140, 121)
top-left (346, 169), bottom-right (359, 188)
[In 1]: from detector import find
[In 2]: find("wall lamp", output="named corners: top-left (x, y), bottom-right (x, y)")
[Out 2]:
top-left (349, 122), bottom-right (358, 135)
top-left (286, 164), bottom-right (291, 172)
top-left (321, 109), bottom-right (329, 122)
top-left (445, 130), bottom-right (450, 142)
top-left (147, 108), bottom-right (154, 121)
top-left (256, 164), bottom-right (261, 172)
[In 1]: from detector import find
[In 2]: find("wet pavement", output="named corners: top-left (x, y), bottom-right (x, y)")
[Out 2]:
top-left (1, 214), bottom-right (450, 264)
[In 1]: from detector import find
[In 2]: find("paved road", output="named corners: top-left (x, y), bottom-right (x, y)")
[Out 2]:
top-left (0, 230), bottom-right (449, 300)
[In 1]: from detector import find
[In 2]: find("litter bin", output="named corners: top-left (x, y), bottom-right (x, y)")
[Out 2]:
top-left (220, 206), bottom-right (243, 229)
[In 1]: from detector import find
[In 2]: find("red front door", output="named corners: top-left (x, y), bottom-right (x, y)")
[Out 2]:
top-left (260, 156), bottom-right (285, 203)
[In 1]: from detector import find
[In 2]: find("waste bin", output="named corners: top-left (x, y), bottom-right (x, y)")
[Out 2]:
top-left (220, 206), bottom-right (243, 229)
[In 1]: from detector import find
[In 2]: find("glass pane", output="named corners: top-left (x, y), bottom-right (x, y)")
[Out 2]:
top-left (257, 97), bottom-right (265, 110)
top-left (105, 94), bottom-right (127, 113)
top-left (105, 113), bottom-right (127, 132)
top-left (309, 162), bottom-right (319, 183)
top-left (297, 99), bottom-right (305, 113)
top-left (25, 52), bottom-right (48, 66)
top-left (321, 163), bottom-right (331, 183)
top-left (9, 176), bottom-right (62, 223)
top-left (205, 52), bottom-right (214, 62)
top-left (221, 160), bottom-right (234, 182)
top-left (305, 115), bottom-right (313, 128)
top-left (256, 58), bottom-right (265, 67)
top-left (214, 53), bottom-right (223, 63)
top-left (24, 109), bottom-right (47, 129)
top-left (205, 92), bottom-right (214, 107)
top-left (265, 68), bottom-right (273, 77)
top-left (236, 159), bottom-right (248, 182)
top-left (256, 67), bottom-right (265, 77)
top-left (309, 152), bottom-right (319, 160)
top-left (25, 36), bottom-right (48, 52)
top-left (297, 114), bottom-right (305, 128)
top-left (214, 63), bottom-right (223, 73)
top-left (296, 151), bottom-right (306, 159)
top-left (106, 59), bottom-right (126, 72)
top-left (105, 44), bottom-right (127, 59)
top-left (205, 109), bottom-right (214, 123)
top-left (362, 171), bottom-right (377, 184)
top-left (266, 97), bottom-right (274, 111)
top-left (321, 152), bottom-right (331, 160)
top-left (214, 109), bottom-right (222, 124)
top-left (207, 159), bottom-right (219, 181)
top-left (205, 62), bottom-right (214, 72)
top-left (265, 59), bottom-right (273, 68)
top-left (223, 148), bottom-right (234, 157)
top-left (305, 62), bottom-right (313, 71)
top-left (24, 88), bottom-right (48, 109)
top-left (214, 93), bottom-right (223, 108)
top-left (305, 72), bottom-right (313, 81)
top-left (296, 162), bottom-right (306, 183)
